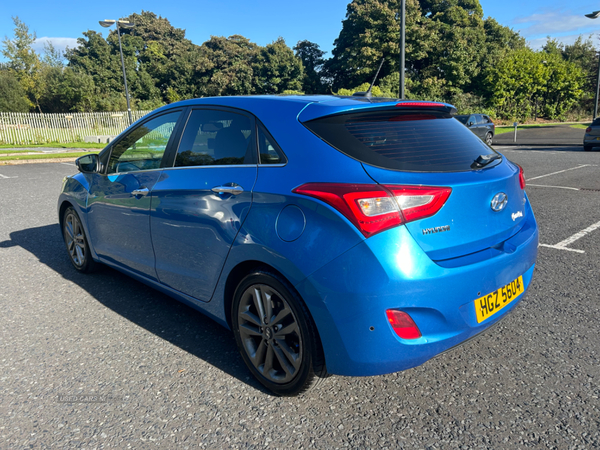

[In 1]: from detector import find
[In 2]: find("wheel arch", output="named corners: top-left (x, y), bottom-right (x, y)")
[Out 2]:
top-left (223, 260), bottom-right (300, 329)
top-left (221, 259), bottom-right (326, 367)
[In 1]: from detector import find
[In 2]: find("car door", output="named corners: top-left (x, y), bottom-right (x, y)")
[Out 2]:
top-left (86, 110), bottom-right (183, 279)
top-left (465, 114), bottom-right (478, 138)
top-left (150, 107), bottom-right (258, 302)
top-left (482, 115), bottom-right (493, 135)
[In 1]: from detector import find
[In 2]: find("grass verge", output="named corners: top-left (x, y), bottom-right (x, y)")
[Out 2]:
top-left (0, 151), bottom-right (100, 162)
top-left (0, 142), bottom-right (106, 149)
top-left (495, 122), bottom-right (591, 135)
top-left (569, 124), bottom-right (590, 129)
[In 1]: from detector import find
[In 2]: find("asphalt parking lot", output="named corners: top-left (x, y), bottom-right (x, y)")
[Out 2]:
top-left (1, 147), bottom-right (599, 449)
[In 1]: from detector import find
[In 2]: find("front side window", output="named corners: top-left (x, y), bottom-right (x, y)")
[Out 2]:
top-left (175, 109), bottom-right (255, 167)
top-left (108, 111), bottom-right (181, 174)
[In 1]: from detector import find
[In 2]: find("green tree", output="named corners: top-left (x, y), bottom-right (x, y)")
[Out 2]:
top-left (326, 0), bottom-right (524, 100)
top-left (484, 48), bottom-right (583, 121)
top-left (294, 40), bottom-right (327, 93)
top-left (194, 35), bottom-right (259, 97)
top-left (38, 67), bottom-right (97, 113)
top-left (1, 16), bottom-right (45, 112)
top-left (0, 70), bottom-right (30, 112)
top-left (253, 38), bottom-right (303, 94)
top-left (123, 11), bottom-right (200, 102)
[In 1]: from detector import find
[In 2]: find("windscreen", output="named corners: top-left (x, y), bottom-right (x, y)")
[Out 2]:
top-left (303, 110), bottom-right (498, 172)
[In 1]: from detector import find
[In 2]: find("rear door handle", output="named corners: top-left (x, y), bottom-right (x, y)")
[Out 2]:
top-left (132, 187), bottom-right (150, 197)
top-left (211, 185), bottom-right (244, 196)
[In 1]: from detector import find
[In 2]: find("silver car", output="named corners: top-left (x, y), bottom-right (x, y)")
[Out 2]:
top-left (583, 119), bottom-right (600, 151)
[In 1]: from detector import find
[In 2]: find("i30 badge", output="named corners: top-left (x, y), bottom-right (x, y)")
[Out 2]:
top-left (491, 192), bottom-right (508, 212)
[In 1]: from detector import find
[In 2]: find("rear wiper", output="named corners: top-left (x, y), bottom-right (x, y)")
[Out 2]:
top-left (471, 153), bottom-right (501, 168)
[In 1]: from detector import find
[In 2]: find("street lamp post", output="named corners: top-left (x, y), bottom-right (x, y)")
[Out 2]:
top-left (399, 0), bottom-right (405, 99)
top-left (99, 19), bottom-right (134, 125)
top-left (585, 10), bottom-right (600, 120)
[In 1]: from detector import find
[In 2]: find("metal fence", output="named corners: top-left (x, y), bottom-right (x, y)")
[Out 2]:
top-left (0, 111), bottom-right (152, 145)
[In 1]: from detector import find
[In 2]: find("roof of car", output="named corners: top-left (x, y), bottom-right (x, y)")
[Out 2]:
top-left (147, 95), bottom-right (457, 125)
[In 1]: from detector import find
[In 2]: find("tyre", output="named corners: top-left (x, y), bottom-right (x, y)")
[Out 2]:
top-left (485, 132), bottom-right (493, 146)
top-left (231, 270), bottom-right (327, 396)
top-left (584, 145), bottom-right (593, 151)
top-left (62, 206), bottom-right (98, 273)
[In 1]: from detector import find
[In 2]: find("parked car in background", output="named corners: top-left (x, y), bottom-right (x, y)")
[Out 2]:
top-left (455, 114), bottom-right (495, 146)
top-left (58, 96), bottom-right (538, 396)
top-left (583, 118), bottom-right (600, 151)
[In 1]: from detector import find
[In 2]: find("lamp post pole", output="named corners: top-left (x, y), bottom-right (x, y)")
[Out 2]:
top-left (585, 11), bottom-right (600, 119)
top-left (99, 19), bottom-right (134, 125)
top-left (399, 0), bottom-right (405, 99)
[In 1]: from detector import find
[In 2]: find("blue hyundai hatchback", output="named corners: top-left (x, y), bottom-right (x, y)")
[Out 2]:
top-left (58, 95), bottom-right (538, 395)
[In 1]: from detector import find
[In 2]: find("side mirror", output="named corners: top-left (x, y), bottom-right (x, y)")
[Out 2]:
top-left (76, 154), bottom-right (99, 173)
top-left (467, 121), bottom-right (474, 127)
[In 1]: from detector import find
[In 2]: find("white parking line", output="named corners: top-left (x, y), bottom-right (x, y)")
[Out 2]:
top-left (0, 173), bottom-right (17, 179)
top-left (540, 219), bottom-right (600, 254)
top-left (528, 165), bottom-right (591, 181)
top-left (527, 184), bottom-right (580, 191)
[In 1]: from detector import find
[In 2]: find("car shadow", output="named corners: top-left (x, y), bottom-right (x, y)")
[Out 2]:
top-left (0, 223), bottom-right (270, 394)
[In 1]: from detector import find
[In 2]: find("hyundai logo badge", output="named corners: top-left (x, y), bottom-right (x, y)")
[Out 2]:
top-left (491, 193), bottom-right (508, 212)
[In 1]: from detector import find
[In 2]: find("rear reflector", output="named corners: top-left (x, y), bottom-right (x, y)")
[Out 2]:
top-left (386, 310), bottom-right (422, 339)
top-left (293, 183), bottom-right (451, 237)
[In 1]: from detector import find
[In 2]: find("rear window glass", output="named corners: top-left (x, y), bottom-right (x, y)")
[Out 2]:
top-left (303, 110), bottom-right (498, 172)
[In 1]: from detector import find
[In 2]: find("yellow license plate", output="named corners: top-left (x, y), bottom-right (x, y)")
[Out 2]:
top-left (474, 276), bottom-right (524, 323)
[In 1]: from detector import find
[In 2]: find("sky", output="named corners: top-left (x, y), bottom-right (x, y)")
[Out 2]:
top-left (1, 0), bottom-right (599, 61)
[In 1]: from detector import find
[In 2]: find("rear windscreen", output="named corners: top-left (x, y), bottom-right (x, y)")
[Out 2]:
top-left (303, 110), bottom-right (498, 172)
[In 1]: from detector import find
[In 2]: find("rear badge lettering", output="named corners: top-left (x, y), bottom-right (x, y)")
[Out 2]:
top-left (422, 225), bottom-right (450, 235)
top-left (512, 211), bottom-right (523, 221)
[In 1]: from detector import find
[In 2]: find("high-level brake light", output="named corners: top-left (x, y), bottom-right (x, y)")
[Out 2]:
top-left (395, 102), bottom-right (446, 108)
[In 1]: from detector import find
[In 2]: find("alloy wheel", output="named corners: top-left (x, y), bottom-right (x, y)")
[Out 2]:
top-left (237, 284), bottom-right (302, 384)
top-left (64, 211), bottom-right (86, 267)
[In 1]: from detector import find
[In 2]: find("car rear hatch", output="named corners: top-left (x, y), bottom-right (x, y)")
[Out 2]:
top-left (300, 100), bottom-right (528, 262)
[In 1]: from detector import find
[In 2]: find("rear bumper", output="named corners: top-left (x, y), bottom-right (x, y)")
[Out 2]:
top-left (296, 198), bottom-right (538, 376)
top-left (584, 135), bottom-right (600, 146)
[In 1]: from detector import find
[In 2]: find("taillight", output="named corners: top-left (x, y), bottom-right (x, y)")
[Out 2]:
top-left (385, 186), bottom-right (451, 223)
top-left (517, 164), bottom-right (526, 189)
top-left (386, 310), bottom-right (421, 339)
top-left (292, 183), bottom-right (451, 237)
top-left (586, 127), bottom-right (592, 133)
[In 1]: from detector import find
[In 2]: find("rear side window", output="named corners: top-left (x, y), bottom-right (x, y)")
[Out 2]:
top-left (258, 124), bottom-right (287, 165)
top-left (303, 110), bottom-right (498, 172)
top-left (175, 109), bottom-right (255, 167)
